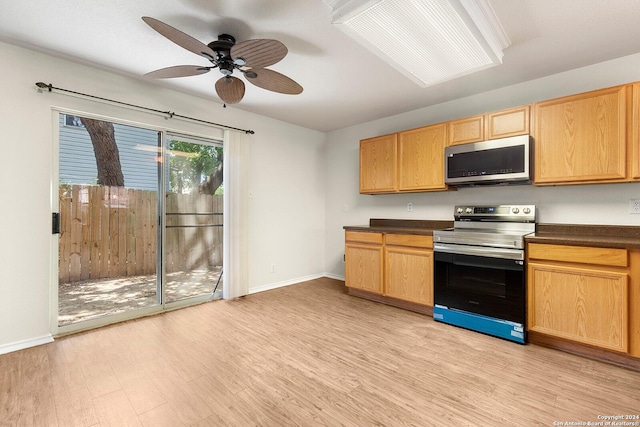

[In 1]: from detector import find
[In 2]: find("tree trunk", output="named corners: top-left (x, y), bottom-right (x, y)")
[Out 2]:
top-left (80, 117), bottom-right (125, 186)
top-left (199, 159), bottom-right (223, 195)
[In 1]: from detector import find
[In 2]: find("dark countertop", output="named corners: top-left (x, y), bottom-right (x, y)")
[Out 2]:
top-left (345, 220), bottom-right (640, 249)
top-left (344, 219), bottom-right (453, 236)
top-left (526, 224), bottom-right (640, 249)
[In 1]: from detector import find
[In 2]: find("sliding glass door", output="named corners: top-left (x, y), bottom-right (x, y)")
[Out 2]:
top-left (57, 114), bottom-right (161, 326)
top-left (56, 114), bottom-right (222, 329)
top-left (163, 133), bottom-right (224, 304)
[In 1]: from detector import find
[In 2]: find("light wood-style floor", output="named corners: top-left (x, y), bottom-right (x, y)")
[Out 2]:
top-left (1, 277), bottom-right (639, 426)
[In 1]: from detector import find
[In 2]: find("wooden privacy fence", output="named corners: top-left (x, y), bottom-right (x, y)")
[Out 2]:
top-left (59, 185), bottom-right (223, 284)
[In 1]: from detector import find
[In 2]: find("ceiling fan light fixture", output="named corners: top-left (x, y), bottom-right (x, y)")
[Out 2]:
top-left (323, 0), bottom-right (511, 87)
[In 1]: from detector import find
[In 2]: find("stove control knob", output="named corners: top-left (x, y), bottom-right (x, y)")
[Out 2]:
top-left (465, 207), bottom-right (473, 214)
top-left (512, 207), bottom-right (520, 214)
top-left (457, 207), bottom-right (464, 214)
top-left (523, 207), bottom-right (531, 214)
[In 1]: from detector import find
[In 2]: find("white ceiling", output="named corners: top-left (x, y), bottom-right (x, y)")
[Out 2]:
top-left (2, 1), bottom-right (640, 132)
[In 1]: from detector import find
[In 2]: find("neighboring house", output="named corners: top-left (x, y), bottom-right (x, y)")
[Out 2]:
top-left (59, 114), bottom-right (159, 190)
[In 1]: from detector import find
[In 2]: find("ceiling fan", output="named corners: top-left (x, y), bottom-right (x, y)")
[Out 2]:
top-left (142, 16), bottom-right (303, 105)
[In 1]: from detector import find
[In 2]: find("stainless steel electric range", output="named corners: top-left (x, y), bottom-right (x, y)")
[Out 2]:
top-left (432, 205), bottom-right (536, 344)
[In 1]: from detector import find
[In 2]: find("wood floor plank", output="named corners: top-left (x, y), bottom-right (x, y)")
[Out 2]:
top-left (52, 385), bottom-right (99, 427)
top-left (2, 277), bottom-right (640, 426)
top-left (91, 389), bottom-right (142, 427)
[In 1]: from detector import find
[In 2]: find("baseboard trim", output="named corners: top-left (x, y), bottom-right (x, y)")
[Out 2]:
top-left (324, 272), bottom-right (345, 281)
top-left (0, 334), bottom-right (54, 355)
top-left (249, 273), bottom-right (327, 295)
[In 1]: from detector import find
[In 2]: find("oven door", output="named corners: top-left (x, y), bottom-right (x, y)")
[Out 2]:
top-left (433, 243), bottom-right (525, 324)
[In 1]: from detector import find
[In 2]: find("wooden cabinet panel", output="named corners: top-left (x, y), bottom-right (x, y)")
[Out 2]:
top-left (345, 231), bottom-right (383, 245)
top-left (360, 134), bottom-right (397, 193)
top-left (345, 243), bottom-right (383, 294)
top-left (527, 262), bottom-right (628, 352)
top-left (384, 234), bottom-right (432, 249)
top-left (447, 115), bottom-right (484, 146)
top-left (533, 85), bottom-right (627, 184)
top-left (385, 246), bottom-right (433, 305)
top-left (528, 243), bottom-right (628, 267)
top-left (486, 105), bottom-right (530, 140)
top-left (398, 123), bottom-right (447, 192)
top-left (632, 83), bottom-right (640, 180)
top-left (345, 232), bottom-right (433, 307)
top-left (630, 250), bottom-right (640, 357)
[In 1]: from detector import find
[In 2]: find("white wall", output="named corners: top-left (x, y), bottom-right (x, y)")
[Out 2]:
top-left (0, 41), bottom-right (326, 352)
top-left (324, 53), bottom-right (640, 279)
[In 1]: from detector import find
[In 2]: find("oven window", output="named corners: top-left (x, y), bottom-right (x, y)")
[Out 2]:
top-left (447, 267), bottom-right (508, 298)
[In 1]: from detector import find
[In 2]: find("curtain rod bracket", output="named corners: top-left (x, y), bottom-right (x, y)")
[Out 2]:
top-left (35, 82), bottom-right (52, 93)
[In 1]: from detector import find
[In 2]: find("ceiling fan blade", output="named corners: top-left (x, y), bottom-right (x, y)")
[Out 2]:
top-left (231, 39), bottom-right (288, 68)
top-left (144, 65), bottom-right (211, 79)
top-left (142, 16), bottom-right (217, 61)
top-left (215, 76), bottom-right (245, 104)
top-left (245, 68), bottom-right (303, 95)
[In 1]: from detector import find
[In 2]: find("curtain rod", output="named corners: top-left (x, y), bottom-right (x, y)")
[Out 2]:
top-left (34, 82), bottom-right (255, 135)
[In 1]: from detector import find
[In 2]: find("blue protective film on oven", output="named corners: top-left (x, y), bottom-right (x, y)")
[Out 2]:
top-left (433, 305), bottom-right (526, 344)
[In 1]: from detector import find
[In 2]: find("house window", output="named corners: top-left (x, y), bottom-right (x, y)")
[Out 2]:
top-left (63, 114), bottom-right (85, 128)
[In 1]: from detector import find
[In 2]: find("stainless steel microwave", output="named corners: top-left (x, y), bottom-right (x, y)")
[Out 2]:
top-left (444, 135), bottom-right (532, 186)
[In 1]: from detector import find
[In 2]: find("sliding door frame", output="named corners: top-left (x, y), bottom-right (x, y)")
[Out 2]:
top-left (50, 107), bottom-right (225, 337)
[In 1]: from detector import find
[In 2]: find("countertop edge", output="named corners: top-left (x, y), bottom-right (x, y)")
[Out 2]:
top-left (344, 220), bottom-right (640, 249)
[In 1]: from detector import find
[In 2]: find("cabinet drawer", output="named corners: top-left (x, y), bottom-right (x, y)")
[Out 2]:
top-left (345, 231), bottom-right (383, 245)
top-left (528, 243), bottom-right (628, 267)
top-left (385, 234), bottom-right (433, 249)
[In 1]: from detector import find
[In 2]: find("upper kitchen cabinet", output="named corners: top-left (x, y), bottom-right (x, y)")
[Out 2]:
top-left (533, 85), bottom-right (628, 185)
top-left (632, 83), bottom-right (640, 180)
top-left (397, 123), bottom-right (447, 192)
top-left (447, 105), bottom-right (531, 146)
top-left (447, 115), bottom-right (484, 146)
top-left (486, 105), bottom-right (530, 140)
top-left (360, 133), bottom-right (397, 194)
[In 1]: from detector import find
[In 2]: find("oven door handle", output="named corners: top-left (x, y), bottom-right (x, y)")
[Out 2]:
top-left (433, 242), bottom-right (525, 261)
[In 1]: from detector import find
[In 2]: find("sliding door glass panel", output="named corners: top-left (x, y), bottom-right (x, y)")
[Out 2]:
top-left (164, 134), bottom-right (223, 303)
top-left (57, 114), bottom-right (160, 326)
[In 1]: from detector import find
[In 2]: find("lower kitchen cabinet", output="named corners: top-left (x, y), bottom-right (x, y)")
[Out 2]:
top-left (384, 235), bottom-right (433, 305)
top-left (345, 231), bottom-right (383, 294)
top-left (345, 231), bottom-right (433, 312)
top-left (527, 243), bottom-right (629, 353)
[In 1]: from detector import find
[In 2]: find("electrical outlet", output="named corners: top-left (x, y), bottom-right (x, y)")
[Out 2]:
top-left (407, 202), bottom-right (413, 212)
top-left (270, 264), bottom-right (276, 273)
top-left (630, 199), bottom-right (640, 214)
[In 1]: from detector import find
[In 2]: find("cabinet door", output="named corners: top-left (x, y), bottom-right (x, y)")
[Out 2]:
top-left (632, 83), bottom-right (640, 180)
top-left (398, 123), bottom-right (447, 191)
top-left (533, 85), bottom-right (627, 184)
top-left (486, 105), bottom-right (530, 140)
top-left (360, 134), bottom-right (397, 194)
top-left (385, 246), bottom-right (433, 305)
top-left (447, 115), bottom-right (484, 146)
top-left (528, 262), bottom-right (628, 352)
top-left (345, 243), bottom-right (383, 294)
